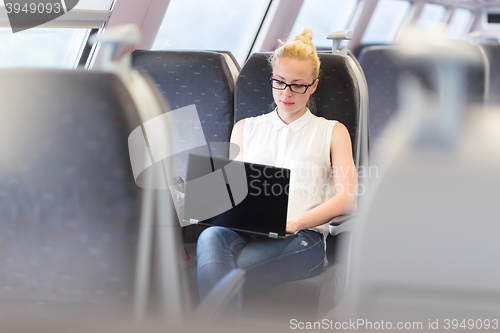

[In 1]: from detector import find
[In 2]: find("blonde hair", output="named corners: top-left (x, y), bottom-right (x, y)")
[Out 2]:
top-left (269, 27), bottom-right (321, 80)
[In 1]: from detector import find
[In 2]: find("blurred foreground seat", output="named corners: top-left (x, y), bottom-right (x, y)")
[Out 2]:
top-left (0, 68), bottom-right (147, 320)
top-left (131, 50), bottom-right (240, 306)
top-left (351, 34), bottom-right (500, 324)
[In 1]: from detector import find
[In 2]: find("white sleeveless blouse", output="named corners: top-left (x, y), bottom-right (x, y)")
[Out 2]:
top-left (242, 108), bottom-right (337, 237)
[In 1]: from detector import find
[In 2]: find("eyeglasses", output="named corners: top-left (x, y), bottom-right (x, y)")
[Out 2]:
top-left (269, 78), bottom-right (316, 94)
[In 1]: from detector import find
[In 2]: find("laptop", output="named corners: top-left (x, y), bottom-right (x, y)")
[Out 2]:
top-left (182, 153), bottom-right (296, 239)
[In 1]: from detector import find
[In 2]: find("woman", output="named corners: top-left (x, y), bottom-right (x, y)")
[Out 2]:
top-left (196, 27), bottom-right (358, 312)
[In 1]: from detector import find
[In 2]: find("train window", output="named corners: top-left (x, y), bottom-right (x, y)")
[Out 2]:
top-left (152, 0), bottom-right (270, 65)
top-left (415, 3), bottom-right (447, 31)
top-left (0, 28), bottom-right (90, 68)
top-left (288, 0), bottom-right (358, 48)
top-left (0, 0), bottom-right (113, 68)
top-left (361, 0), bottom-right (411, 44)
top-left (446, 8), bottom-right (474, 39)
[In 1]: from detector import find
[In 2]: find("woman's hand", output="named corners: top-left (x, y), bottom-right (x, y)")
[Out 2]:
top-left (286, 216), bottom-right (304, 234)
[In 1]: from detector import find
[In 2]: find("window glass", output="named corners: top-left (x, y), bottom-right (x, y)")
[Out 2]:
top-left (416, 3), bottom-right (447, 31)
top-left (152, 0), bottom-right (270, 66)
top-left (289, 0), bottom-right (358, 48)
top-left (362, 0), bottom-right (411, 44)
top-left (0, 28), bottom-right (90, 68)
top-left (446, 8), bottom-right (473, 39)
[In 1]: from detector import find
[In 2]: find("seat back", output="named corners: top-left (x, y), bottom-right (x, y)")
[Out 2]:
top-left (351, 103), bottom-right (500, 324)
top-left (0, 69), bottom-right (144, 316)
top-left (131, 50), bottom-right (238, 241)
top-left (359, 45), bottom-right (485, 153)
top-left (131, 50), bottom-right (236, 161)
top-left (211, 50), bottom-right (241, 83)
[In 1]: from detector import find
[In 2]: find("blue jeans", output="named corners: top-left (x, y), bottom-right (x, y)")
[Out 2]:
top-left (196, 226), bottom-right (326, 313)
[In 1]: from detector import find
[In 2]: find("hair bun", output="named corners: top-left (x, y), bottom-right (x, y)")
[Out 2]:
top-left (294, 27), bottom-right (313, 45)
top-left (269, 26), bottom-right (321, 81)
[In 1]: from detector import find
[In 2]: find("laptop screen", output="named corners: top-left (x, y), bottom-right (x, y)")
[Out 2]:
top-left (183, 154), bottom-right (291, 237)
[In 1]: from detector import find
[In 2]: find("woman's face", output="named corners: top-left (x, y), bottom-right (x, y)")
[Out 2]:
top-left (271, 57), bottom-right (318, 123)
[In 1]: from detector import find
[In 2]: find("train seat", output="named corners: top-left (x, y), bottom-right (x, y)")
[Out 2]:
top-left (358, 44), bottom-right (485, 154)
top-left (131, 50), bottom-right (239, 305)
top-left (0, 68), bottom-right (154, 321)
top-left (131, 51), bottom-right (238, 217)
top-left (129, 49), bottom-right (237, 206)
top-left (233, 45), bottom-right (369, 322)
top-left (350, 42), bottom-right (500, 322)
top-left (131, 49), bottom-right (238, 216)
top-left (131, 50), bottom-right (236, 152)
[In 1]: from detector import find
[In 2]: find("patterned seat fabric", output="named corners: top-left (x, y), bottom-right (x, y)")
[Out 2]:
top-left (359, 45), bottom-right (485, 152)
top-left (0, 69), bottom-right (143, 312)
top-left (132, 50), bottom-right (235, 158)
top-left (131, 50), bottom-right (238, 255)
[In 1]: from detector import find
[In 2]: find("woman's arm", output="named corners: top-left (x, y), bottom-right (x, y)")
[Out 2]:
top-left (229, 119), bottom-right (246, 161)
top-left (286, 122), bottom-right (358, 234)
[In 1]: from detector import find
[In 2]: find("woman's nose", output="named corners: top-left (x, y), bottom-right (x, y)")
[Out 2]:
top-left (284, 85), bottom-right (293, 96)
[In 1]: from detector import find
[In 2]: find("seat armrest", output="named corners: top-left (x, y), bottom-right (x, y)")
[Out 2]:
top-left (330, 212), bottom-right (360, 226)
top-left (329, 212), bottom-right (361, 235)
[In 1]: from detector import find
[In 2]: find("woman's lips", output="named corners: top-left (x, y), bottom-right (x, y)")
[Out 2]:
top-left (281, 100), bottom-right (294, 106)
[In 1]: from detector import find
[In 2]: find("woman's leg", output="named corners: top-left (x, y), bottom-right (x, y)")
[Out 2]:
top-left (196, 228), bottom-right (325, 317)
top-left (236, 230), bottom-right (325, 294)
top-left (196, 226), bottom-right (250, 299)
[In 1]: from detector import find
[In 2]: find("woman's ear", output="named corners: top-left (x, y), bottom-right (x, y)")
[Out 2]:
top-left (310, 79), bottom-right (319, 94)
